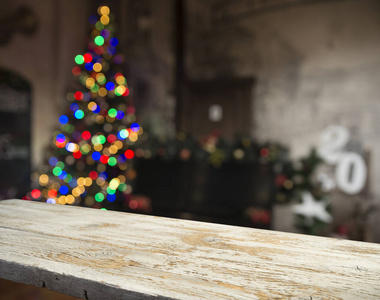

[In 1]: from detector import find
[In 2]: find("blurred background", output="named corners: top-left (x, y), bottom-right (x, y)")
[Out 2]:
top-left (1, 0), bottom-right (380, 298)
top-left (0, 0), bottom-right (380, 241)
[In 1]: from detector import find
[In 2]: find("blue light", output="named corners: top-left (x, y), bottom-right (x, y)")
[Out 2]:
top-left (110, 38), bottom-right (119, 47)
top-left (107, 194), bottom-right (116, 202)
top-left (118, 154), bottom-right (127, 163)
top-left (131, 123), bottom-right (140, 132)
top-left (69, 178), bottom-right (77, 187)
top-left (85, 63), bottom-right (94, 71)
top-left (46, 198), bottom-right (56, 204)
top-left (105, 82), bottom-right (115, 91)
top-left (116, 111), bottom-right (124, 120)
top-left (59, 115), bottom-right (69, 124)
top-left (93, 105), bottom-right (101, 113)
top-left (49, 157), bottom-right (58, 166)
top-left (88, 15), bottom-right (98, 24)
top-left (70, 103), bottom-right (79, 112)
top-left (58, 171), bottom-right (68, 180)
top-left (59, 185), bottom-right (69, 195)
top-left (74, 110), bottom-right (84, 119)
top-left (56, 134), bottom-right (66, 142)
top-left (92, 152), bottom-right (101, 161)
top-left (107, 47), bottom-right (116, 56)
top-left (99, 172), bottom-right (108, 180)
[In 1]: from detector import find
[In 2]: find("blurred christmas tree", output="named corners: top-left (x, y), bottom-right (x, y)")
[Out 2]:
top-left (25, 6), bottom-right (143, 210)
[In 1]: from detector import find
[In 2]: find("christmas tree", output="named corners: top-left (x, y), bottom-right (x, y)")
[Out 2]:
top-left (25, 6), bottom-right (142, 210)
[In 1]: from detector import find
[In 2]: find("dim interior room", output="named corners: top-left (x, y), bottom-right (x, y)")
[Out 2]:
top-left (0, 0), bottom-right (380, 259)
top-left (1, 0), bottom-right (380, 298)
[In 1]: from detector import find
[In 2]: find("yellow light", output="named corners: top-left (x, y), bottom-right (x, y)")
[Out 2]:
top-left (93, 63), bottom-right (102, 72)
top-left (115, 85), bottom-right (126, 95)
top-left (98, 87), bottom-right (107, 97)
top-left (78, 185), bottom-right (86, 194)
top-left (94, 143), bottom-right (103, 151)
top-left (106, 115), bottom-right (115, 123)
top-left (86, 78), bottom-right (95, 89)
top-left (109, 178), bottom-right (120, 190)
top-left (109, 145), bottom-right (118, 154)
top-left (138, 128), bottom-right (144, 135)
top-left (96, 177), bottom-right (106, 186)
top-left (100, 6), bottom-right (110, 16)
top-left (39, 174), bottom-right (49, 186)
top-left (116, 76), bottom-right (126, 85)
top-left (100, 15), bottom-right (110, 25)
top-left (129, 132), bottom-right (138, 142)
top-left (84, 178), bottom-right (93, 186)
top-left (102, 147), bottom-right (111, 156)
top-left (114, 140), bottom-right (123, 149)
top-left (66, 195), bottom-right (75, 204)
top-left (72, 188), bottom-right (80, 197)
top-left (58, 196), bottom-right (66, 205)
top-left (95, 115), bottom-right (105, 124)
top-left (88, 101), bottom-right (96, 111)
top-left (283, 180), bottom-right (294, 190)
top-left (118, 175), bottom-right (126, 183)
top-left (119, 163), bottom-right (128, 170)
top-left (77, 177), bottom-right (85, 186)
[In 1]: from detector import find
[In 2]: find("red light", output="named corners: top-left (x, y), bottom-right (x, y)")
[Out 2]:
top-left (73, 151), bottom-right (82, 159)
top-left (107, 134), bottom-right (116, 143)
top-left (74, 91), bottom-right (83, 101)
top-left (72, 66), bottom-right (81, 76)
top-left (123, 88), bottom-right (130, 97)
top-left (100, 155), bottom-right (109, 164)
top-left (129, 200), bottom-right (138, 210)
top-left (89, 171), bottom-right (98, 180)
top-left (95, 46), bottom-right (104, 55)
top-left (22, 196), bottom-right (31, 200)
top-left (260, 148), bottom-right (269, 157)
top-left (125, 150), bottom-right (134, 159)
top-left (31, 189), bottom-right (41, 199)
top-left (114, 73), bottom-right (123, 79)
top-left (48, 189), bottom-right (57, 198)
top-left (56, 141), bottom-right (66, 148)
top-left (82, 131), bottom-right (91, 140)
top-left (83, 53), bottom-right (92, 63)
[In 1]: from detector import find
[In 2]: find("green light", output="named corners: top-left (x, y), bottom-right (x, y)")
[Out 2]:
top-left (95, 193), bottom-right (105, 202)
top-left (95, 21), bottom-right (104, 31)
top-left (97, 135), bottom-right (106, 144)
top-left (53, 167), bottom-right (62, 176)
top-left (56, 161), bottom-right (65, 169)
top-left (108, 157), bottom-right (117, 166)
top-left (107, 187), bottom-right (116, 194)
top-left (91, 84), bottom-right (99, 92)
top-left (94, 36), bottom-right (105, 46)
top-left (100, 208), bottom-right (107, 211)
top-left (114, 89), bottom-right (122, 96)
top-left (75, 110), bottom-right (84, 119)
top-left (108, 108), bottom-right (117, 118)
top-left (75, 55), bottom-right (84, 65)
top-left (64, 174), bottom-right (72, 183)
top-left (118, 183), bottom-right (127, 191)
top-left (97, 75), bottom-right (106, 84)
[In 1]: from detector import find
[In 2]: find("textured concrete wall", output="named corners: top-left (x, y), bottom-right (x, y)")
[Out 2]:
top-left (185, 0), bottom-right (380, 239)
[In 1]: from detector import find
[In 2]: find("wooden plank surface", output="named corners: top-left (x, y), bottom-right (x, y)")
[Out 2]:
top-left (0, 199), bottom-right (380, 299)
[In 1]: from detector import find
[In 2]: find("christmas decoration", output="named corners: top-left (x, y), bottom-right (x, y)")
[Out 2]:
top-left (25, 6), bottom-right (143, 211)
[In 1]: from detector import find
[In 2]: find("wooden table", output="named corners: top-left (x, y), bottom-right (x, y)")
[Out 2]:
top-left (0, 199), bottom-right (379, 299)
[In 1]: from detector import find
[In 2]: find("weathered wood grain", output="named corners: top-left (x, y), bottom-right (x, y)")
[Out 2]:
top-left (0, 200), bottom-right (379, 299)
